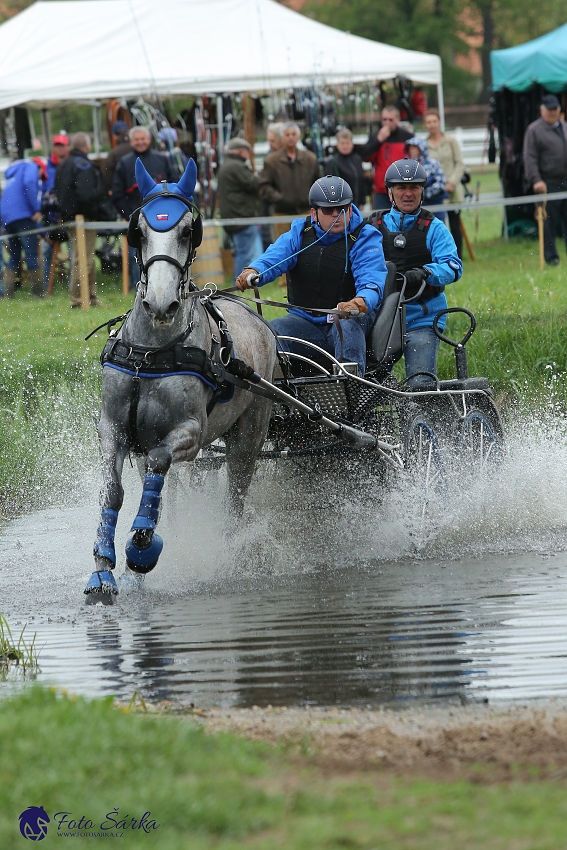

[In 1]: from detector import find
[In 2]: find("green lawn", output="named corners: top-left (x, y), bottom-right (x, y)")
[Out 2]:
top-left (1, 688), bottom-right (566, 849)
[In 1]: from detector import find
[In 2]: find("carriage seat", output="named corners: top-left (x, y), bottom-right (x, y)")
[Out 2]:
top-left (366, 261), bottom-right (405, 371)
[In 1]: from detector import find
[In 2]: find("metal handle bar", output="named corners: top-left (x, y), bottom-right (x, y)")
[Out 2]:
top-left (400, 275), bottom-right (428, 305)
top-left (432, 307), bottom-right (476, 347)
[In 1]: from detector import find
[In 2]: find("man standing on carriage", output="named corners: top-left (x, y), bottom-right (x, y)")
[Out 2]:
top-left (235, 175), bottom-right (387, 377)
top-left (366, 159), bottom-right (462, 383)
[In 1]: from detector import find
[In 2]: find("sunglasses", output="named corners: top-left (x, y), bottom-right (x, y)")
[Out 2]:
top-left (318, 205), bottom-right (350, 215)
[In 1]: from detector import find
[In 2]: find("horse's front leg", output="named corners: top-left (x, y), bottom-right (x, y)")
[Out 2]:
top-left (85, 432), bottom-right (129, 604)
top-left (125, 420), bottom-right (202, 574)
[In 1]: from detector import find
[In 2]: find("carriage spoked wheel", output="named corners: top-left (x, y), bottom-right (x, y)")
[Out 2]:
top-left (458, 409), bottom-right (502, 474)
top-left (403, 416), bottom-right (447, 518)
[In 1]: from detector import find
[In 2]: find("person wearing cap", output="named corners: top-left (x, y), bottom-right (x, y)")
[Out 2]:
top-left (41, 133), bottom-right (70, 290)
top-left (235, 176), bottom-right (387, 376)
top-left (523, 93), bottom-right (567, 266)
top-left (366, 159), bottom-right (462, 384)
top-left (217, 137), bottom-right (262, 279)
top-left (0, 157), bottom-right (48, 297)
top-left (103, 121), bottom-right (132, 190)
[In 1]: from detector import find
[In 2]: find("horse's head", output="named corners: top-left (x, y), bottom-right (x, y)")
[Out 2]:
top-left (128, 158), bottom-right (202, 325)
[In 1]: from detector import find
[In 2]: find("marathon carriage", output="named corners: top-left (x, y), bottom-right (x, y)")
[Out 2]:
top-left (200, 262), bottom-right (503, 500)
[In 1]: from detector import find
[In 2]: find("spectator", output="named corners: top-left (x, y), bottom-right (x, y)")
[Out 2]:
top-left (404, 136), bottom-right (447, 221)
top-left (423, 108), bottom-right (466, 257)
top-left (42, 133), bottom-right (70, 289)
top-left (260, 122), bottom-right (285, 248)
top-left (266, 122), bottom-right (284, 153)
top-left (103, 121), bottom-right (132, 190)
top-left (56, 131), bottom-right (115, 307)
top-left (157, 127), bottom-right (188, 181)
top-left (358, 106), bottom-right (413, 209)
top-left (0, 157), bottom-right (47, 298)
top-left (112, 126), bottom-right (174, 288)
top-left (523, 93), bottom-right (567, 266)
top-left (259, 121), bottom-right (320, 239)
top-left (324, 128), bottom-right (366, 208)
top-left (217, 137), bottom-right (262, 280)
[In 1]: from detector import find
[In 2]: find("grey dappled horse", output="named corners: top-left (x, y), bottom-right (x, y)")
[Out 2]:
top-left (85, 158), bottom-right (276, 603)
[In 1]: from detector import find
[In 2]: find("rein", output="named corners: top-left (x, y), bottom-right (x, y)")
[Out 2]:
top-left (213, 285), bottom-right (360, 317)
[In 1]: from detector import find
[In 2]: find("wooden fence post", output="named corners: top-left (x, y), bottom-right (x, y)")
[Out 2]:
top-left (121, 234), bottom-right (130, 294)
top-left (75, 214), bottom-right (90, 311)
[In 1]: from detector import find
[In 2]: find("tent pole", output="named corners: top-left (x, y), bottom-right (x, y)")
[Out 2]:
top-left (92, 103), bottom-right (101, 156)
top-left (41, 108), bottom-right (50, 154)
top-left (216, 95), bottom-right (225, 166)
top-left (437, 80), bottom-right (445, 132)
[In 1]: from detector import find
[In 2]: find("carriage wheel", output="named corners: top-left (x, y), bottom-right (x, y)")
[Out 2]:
top-left (458, 410), bottom-right (502, 473)
top-left (403, 417), bottom-right (447, 517)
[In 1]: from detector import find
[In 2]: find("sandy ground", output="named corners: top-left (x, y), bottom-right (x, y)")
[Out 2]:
top-left (167, 700), bottom-right (567, 783)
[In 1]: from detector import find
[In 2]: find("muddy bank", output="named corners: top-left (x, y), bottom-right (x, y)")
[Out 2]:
top-left (185, 701), bottom-right (567, 783)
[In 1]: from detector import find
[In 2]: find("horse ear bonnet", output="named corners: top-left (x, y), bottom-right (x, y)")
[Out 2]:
top-left (127, 209), bottom-right (142, 250)
top-left (128, 156), bottom-right (202, 251)
top-left (127, 202), bottom-right (202, 250)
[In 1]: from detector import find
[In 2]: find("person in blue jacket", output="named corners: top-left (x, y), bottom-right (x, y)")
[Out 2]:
top-left (367, 159), bottom-right (462, 384)
top-left (235, 175), bottom-right (387, 376)
top-left (0, 157), bottom-right (47, 297)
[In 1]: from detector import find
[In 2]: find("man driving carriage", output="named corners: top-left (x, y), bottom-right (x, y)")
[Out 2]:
top-left (235, 175), bottom-right (387, 376)
top-left (367, 159), bottom-right (462, 383)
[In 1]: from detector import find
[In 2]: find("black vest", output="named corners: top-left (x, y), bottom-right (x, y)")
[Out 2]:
top-left (286, 218), bottom-right (365, 310)
top-left (367, 208), bottom-right (441, 299)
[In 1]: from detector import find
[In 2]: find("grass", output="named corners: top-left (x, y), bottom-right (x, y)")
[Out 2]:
top-left (0, 615), bottom-right (38, 676)
top-left (1, 688), bottom-right (567, 848)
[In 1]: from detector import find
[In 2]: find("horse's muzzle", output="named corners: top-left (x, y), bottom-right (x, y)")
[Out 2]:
top-left (142, 297), bottom-right (180, 325)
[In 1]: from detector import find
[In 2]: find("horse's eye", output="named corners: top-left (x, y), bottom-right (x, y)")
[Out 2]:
top-left (181, 225), bottom-right (192, 238)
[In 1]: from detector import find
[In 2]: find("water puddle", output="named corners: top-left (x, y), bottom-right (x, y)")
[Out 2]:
top-left (1, 416), bottom-right (567, 708)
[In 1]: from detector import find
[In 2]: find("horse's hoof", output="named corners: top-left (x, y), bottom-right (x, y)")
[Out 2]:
top-left (84, 569), bottom-right (118, 603)
top-left (125, 532), bottom-right (163, 574)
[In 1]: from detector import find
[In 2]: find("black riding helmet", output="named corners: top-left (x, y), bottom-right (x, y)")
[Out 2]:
top-left (385, 159), bottom-right (427, 188)
top-left (309, 175), bottom-right (353, 208)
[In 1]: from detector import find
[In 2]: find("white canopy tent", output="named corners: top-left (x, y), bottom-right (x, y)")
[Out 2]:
top-left (0, 0), bottom-right (443, 110)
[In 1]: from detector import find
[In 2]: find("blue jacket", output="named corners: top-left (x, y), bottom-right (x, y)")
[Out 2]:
top-left (381, 207), bottom-right (462, 331)
top-left (405, 136), bottom-right (446, 202)
top-left (251, 205), bottom-right (387, 323)
top-left (0, 160), bottom-right (43, 227)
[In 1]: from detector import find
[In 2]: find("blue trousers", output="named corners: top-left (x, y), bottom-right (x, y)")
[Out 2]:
top-left (398, 325), bottom-right (440, 385)
top-left (271, 310), bottom-right (377, 376)
top-left (5, 218), bottom-right (39, 271)
top-left (232, 225), bottom-right (263, 280)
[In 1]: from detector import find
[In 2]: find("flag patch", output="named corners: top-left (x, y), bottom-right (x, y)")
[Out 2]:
top-left (156, 213), bottom-right (169, 221)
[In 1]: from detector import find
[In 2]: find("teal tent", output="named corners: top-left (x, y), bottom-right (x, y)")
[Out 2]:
top-left (491, 23), bottom-right (567, 92)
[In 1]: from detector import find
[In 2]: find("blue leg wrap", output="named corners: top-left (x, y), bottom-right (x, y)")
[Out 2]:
top-left (131, 473), bottom-right (164, 531)
top-left (84, 570), bottom-right (118, 596)
top-left (93, 508), bottom-right (118, 566)
top-left (125, 531), bottom-right (164, 573)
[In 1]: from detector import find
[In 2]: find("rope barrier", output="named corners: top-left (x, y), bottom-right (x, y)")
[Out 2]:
top-left (2, 190), bottom-right (566, 241)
